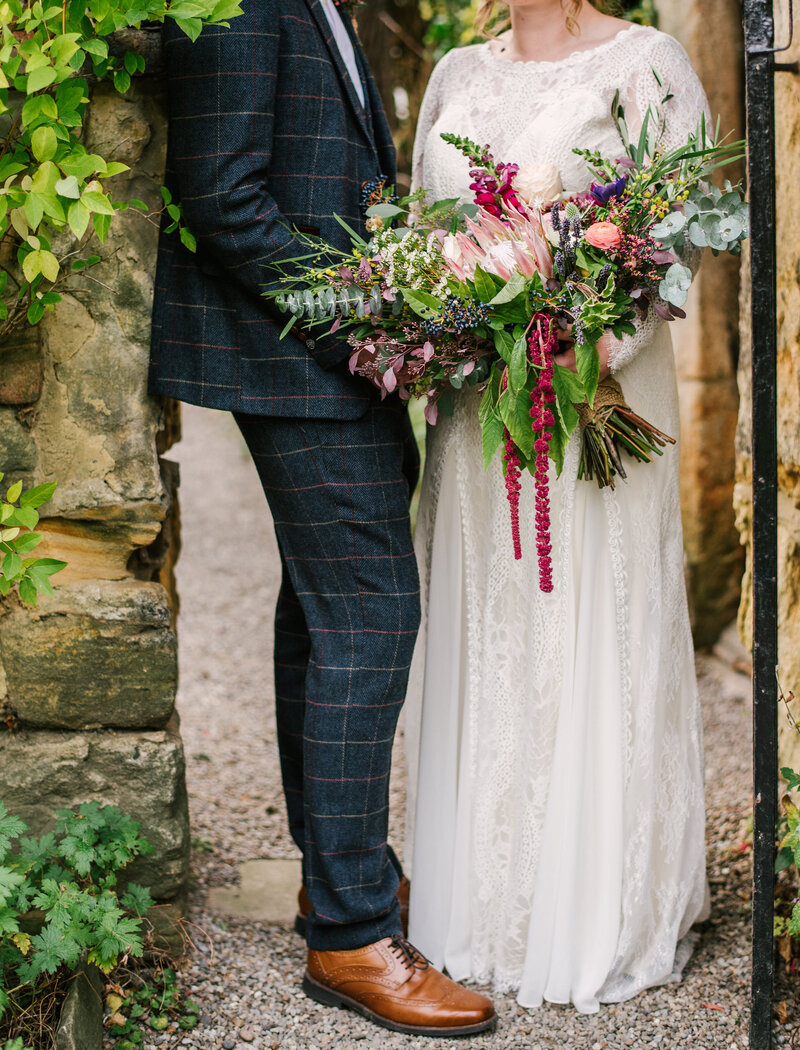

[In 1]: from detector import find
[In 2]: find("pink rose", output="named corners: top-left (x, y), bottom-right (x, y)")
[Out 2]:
top-left (585, 221), bottom-right (622, 251)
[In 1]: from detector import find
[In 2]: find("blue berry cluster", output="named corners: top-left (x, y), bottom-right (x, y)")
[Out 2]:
top-left (425, 295), bottom-right (491, 336)
top-left (361, 174), bottom-right (397, 213)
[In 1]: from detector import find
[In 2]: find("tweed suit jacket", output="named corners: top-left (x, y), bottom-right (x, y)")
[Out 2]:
top-left (149, 0), bottom-right (396, 419)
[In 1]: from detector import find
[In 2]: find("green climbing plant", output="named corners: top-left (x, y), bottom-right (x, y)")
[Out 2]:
top-left (0, 801), bottom-right (156, 1046)
top-left (0, 473), bottom-right (65, 606)
top-left (0, 0), bottom-right (242, 340)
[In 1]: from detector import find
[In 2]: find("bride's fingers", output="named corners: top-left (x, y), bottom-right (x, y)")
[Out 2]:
top-left (553, 346), bottom-right (578, 372)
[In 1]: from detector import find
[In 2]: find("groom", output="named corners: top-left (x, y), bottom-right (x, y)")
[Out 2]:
top-left (149, 0), bottom-right (495, 1037)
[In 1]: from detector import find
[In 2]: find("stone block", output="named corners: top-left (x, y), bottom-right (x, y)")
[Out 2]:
top-left (0, 327), bottom-right (43, 406)
top-left (56, 959), bottom-right (103, 1050)
top-left (0, 410), bottom-right (37, 480)
top-left (0, 580), bottom-right (176, 730)
top-left (0, 715), bottom-right (189, 900)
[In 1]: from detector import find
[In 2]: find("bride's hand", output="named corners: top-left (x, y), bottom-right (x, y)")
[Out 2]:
top-left (552, 327), bottom-right (612, 382)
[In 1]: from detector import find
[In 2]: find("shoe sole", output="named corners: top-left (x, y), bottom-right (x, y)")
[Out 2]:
top-left (302, 972), bottom-right (497, 1038)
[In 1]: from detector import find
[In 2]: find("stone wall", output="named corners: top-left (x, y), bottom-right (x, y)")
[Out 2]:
top-left (656, 0), bottom-right (746, 646)
top-left (734, 2), bottom-right (800, 773)
top-left (0, 70), bottom-right (189, 905)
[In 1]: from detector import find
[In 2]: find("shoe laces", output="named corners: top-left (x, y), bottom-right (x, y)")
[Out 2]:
top-left (388, 934), bottom-right (429, 971)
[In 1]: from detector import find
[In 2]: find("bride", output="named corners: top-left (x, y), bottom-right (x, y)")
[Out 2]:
top-left (404, 0), bottom-right (711, 1014)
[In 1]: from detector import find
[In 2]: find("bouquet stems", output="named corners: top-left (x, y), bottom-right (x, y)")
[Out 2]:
top-left (576, 377), bottom-right (676, 489)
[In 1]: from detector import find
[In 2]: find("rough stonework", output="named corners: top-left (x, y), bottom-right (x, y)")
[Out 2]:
top-left (0, 717), bottom-right (189, 900)
top-left (733, 1), bottom-right (800, 771)
top-left (656, 0), bottom-right (745, 646)
top-left (0, 65), bottom-right (189, 901)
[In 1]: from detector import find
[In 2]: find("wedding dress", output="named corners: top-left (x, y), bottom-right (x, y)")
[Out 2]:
top-left (404, 24), bottom-right (711, 1014)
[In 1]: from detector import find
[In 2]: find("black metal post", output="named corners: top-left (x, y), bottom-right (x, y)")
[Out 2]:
top-left (743, 2), bottom-right (779, 1049)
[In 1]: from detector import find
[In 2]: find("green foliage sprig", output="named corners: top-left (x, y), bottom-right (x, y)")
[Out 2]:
top-left (0, 0), bottom-right (242, 338)
top-left (774, 676), bottom-right (800, 951)
top-left (105, 966), bottom-right (200, 1049)
top-left (0, 801), bottom-right (155, 1032)
top-left (0, 473), bottom-right (65, 606)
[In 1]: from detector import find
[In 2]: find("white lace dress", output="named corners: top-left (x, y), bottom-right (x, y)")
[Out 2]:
top-left (404, 24), bottom-right (711, 1014)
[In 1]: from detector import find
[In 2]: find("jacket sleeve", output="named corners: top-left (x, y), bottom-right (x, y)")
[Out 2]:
top-left (163, 7), bottom-right (347, 368)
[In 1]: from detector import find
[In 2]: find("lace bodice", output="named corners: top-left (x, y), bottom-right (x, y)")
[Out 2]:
top-left (411, 24), bottom-right (710, 371)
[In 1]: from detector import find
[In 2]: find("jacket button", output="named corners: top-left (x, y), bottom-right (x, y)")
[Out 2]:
top-left (307, 339), bottom-right (316, 350)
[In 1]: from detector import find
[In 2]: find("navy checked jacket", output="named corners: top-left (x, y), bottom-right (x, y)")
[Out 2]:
top-left (149, 0), bottom-right (396, 419)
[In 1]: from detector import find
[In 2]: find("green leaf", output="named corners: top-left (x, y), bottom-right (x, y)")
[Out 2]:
top-left (11, 531), bottom-right (42, 554)
top-left (546, 416), bottom-right (569, 476)
top-left (479, 402), bottom-right (505, 471)
top-left (18, 575), bottom-right (38, 606)
top-left (23, 193), bottom-right (44, 231)
top-left (507, 335), bottom-right (528, 396)
top-left (0, 804), bottom-right (28, 854)
top-left (2, 552), bottom-right (23, 581)
top-left (172, 16), bottom-right (204, 41)
top-left (56, 175), bottom-right (81, 199)
top-left (472, 265), bottom-right (499, 304)
top-left (20, 481), bottom-right (57, 508)
top-left (113, 69), bottom-right (131, 94)
top-left (39, 249), bottom-right (59, 283)
top-left (498, 385), bottom-right (535, 460)
top-left (103, 162), bottom-right (129, 177)
top-left (27, 300), bottom-right (45, 325)
top-left (27, 558), bottom-right (66, 577)
top-left (93, 212), bottom-right (112, 243)
top-left (81, 38), bottom-right (109, 58)
top-left (6, 480), bottom-right (22, 503)
top-left (489, 271), bottom-right (525, 306)
top-left (22, 92), bottom-right (58, 128)
top-left (5, 504), bottom-right (38, 530)
top-left (22, 250), bottom-right (42, 283)
top-left (575, 339), bottom-right (600, 407)
top-left (81, 190), bottom-right (114, 215)
top-left (365, 202), bottom-right (404, 219)
top-left (179, 226), bottom-right (197, 252)
top-left (31, 125), bottom-right (57, 161)
top-left (493, 329), bottom-right (515, 365)
top-left (68, 199), bottom-right (90, 238)
top-left (400, 288), bottom-right (442, 320)
top-left (551, 364), bottom-right (583, 435)
top-left (26, 65), bottom-right (58, 94)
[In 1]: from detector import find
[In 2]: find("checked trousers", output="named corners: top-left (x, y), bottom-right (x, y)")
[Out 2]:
top-left (235, 400), bottom-right (421, 951)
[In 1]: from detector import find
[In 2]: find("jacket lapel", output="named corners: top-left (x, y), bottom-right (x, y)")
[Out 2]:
top-left (305, 0), bottom-right (374, 145)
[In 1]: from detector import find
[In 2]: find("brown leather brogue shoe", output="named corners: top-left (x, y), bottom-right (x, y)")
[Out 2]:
top-left (304, 935), bottom-right (497, 1037)
top-left (295, 877), bottom-right (410, 939)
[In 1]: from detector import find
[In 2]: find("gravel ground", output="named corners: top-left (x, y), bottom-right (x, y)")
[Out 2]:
top-left (150, 403), bottom-right (798, 1050)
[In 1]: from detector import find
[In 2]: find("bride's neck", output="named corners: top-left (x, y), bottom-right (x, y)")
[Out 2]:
top-left (505, 2), bottom-right (603, 62)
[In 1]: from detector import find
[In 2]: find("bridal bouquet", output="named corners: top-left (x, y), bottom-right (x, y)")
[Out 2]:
top-left (267, 94), bottom-right (747, 590)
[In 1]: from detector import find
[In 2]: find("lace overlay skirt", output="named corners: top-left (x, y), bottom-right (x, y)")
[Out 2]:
top-left (404, 324), bottom-right (709, 1013)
